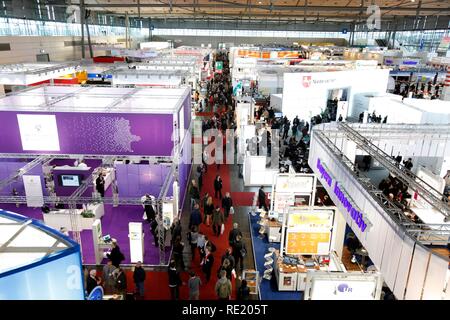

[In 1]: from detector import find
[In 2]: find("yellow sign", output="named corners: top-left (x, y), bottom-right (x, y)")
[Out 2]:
top-left (288, 211), bottom-right (332, 229)
top-left (286, 232), bottom-right (330, 255)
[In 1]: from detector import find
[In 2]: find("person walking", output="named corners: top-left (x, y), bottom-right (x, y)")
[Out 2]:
top-left (187, 225), bottom-right (199, 261)
top-left (141, 194), bottom-right (156, 223)
top-left (201, 247), bottom-right (214, 283)
top-left (237, 280), bottom-right (250, 300)
top-left (258, 186), bottom-right (268, 212)
top-left (170, 218), bottom-right (182, 244)
top-left (133, 261), bottom-right (146, 299)
top-left (189, 203), bottom-right (202, 229)
top-left (188, 271), bottom-right (202, 300)
top-left (221, 247), bottom-right (236, 271)
top-left (222, 192), bottom-right (233, 221)
top-left (150, 218), bottom-right (159, 248)
top-left (102, 260), bottom-right (116, 295)
top-left (168, 260), bottom-right (182, 300)
top-left (214, 175), bottom-right (223, 199)
top-left (95, 173), bottom-right (105, 198)
top-left (189, 179), bottom-right (200, 208)
top-left (114, 267), bottom-right (127, 297)
top-left (215, 270), bottom-right (232, 300)
top-left (232, 235), bottom-right (246, 273)
top-left (217, 258), bottom-right (233, 280)
top-left (228, 223), bottom-right (243, 247)
top-left (204, 196), bottom-right (214, 226)
top-left (173, 235), bottom-right (186, 271)
top-left (107, 239), bottom-right (125, 268)
top-left (212, 206), bottom-right (225, 237)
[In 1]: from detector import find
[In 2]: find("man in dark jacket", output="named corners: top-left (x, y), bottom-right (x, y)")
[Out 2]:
top-left (133, 261), bottom-right (146, 299)
top-left (228, 223), bottom-right (243, 247)
top-left (222, 192), bottom-right (233, 221)
top-left (150, 219), bottom-right (159, 247)
top-left (142, 194), bottom-right (156, 223)
top-left (221, 247), bottom-right (235, 270)
top-left (86, 269), bottom-right (101, 296)
top-left (171, 218), bottom-right (182, 244)
top-left (201, 247), bottom-right (215, 283)
top-left (168, 260), bottom-right (182, 300)
top-left (189, 180), bottom-right (200, 208)
top-left (115, 268), bottom-right (127, 297)
top-left (189, 203), bottom-right (202, 229)
top-left (232, 235), bottom-right (246, 272)
top-left (258, 186), bottom-right (268, 211)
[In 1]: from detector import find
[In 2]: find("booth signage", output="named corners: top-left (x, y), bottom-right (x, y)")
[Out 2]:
top-left (316, 158), bottom-right (333, 187)
top-left (315, 158), bottom-right (371, 233)
top-left (334, 183), bottom-right (369, 232)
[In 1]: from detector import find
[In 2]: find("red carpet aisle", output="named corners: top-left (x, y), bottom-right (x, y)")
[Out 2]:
top-left (121, 163), bottom-right (237, 300)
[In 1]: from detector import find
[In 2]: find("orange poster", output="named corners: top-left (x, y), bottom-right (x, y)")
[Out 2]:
top-left (286, 232), bottom-right (330, 255)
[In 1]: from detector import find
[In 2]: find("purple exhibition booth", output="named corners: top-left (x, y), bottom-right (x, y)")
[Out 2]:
top-left (0, 85), bottom-right (192, 265)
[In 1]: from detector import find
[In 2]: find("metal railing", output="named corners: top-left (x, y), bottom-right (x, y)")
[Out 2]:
top-left (337, 122), bottom-right (450, 221)
top-left (0, 155), bottom-right (53, 191)
top-left (313, 129), bottom-right (450, 246)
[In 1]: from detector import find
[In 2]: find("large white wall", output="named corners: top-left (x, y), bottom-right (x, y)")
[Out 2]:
top-left (282, 69), bottom-right (390, 121)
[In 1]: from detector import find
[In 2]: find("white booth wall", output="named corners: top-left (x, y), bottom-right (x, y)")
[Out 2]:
top-left (333, 123), bottom-right (450, 177)
top-left (353, 93), bottom-right (450, 125)
top-left (308, 128), bottom-right (449, 299)
top-left (270, 94), bottom-right (283, 112)
top-left (282, 69), bottom-right (390, 121)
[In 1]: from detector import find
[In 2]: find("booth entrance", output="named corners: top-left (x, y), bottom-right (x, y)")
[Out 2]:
top-left (326, 87), bottom-right (350, 121)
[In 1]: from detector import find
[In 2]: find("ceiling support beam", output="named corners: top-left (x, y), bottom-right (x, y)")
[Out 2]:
top-left (80, 2), bottom-right (448, 13)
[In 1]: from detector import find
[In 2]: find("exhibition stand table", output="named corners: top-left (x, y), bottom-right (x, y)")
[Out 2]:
top-left (43, 203), bottom-right (105, 232)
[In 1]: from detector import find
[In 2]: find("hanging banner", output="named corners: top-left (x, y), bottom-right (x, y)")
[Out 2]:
top-left (22, 175), bottom-right (44, 207)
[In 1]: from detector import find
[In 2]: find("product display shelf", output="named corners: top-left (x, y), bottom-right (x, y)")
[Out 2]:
top-left (242, 269), bottom-right (259, 295)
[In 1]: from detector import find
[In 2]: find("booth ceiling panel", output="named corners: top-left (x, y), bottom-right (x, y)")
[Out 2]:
top-left (0, 252), bottom-right (46, 273)
top-left (0, 86), bottom-right (189, 114)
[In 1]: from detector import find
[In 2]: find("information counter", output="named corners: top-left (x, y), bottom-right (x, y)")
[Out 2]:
top-left (43, 203), bottom-right (105, 232)
top-left (273, 251), bottom-right (346, 291)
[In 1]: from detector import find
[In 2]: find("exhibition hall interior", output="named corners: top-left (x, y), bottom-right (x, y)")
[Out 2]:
top-left (0, 0), bottom-right (450, 302)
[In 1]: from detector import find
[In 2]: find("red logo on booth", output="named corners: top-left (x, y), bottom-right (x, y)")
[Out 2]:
top-left (302, 76), bottom-right (312, 88)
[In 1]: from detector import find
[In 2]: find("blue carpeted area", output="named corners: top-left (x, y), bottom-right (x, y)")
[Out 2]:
top-left (249, 213), bottom-right (303, 300)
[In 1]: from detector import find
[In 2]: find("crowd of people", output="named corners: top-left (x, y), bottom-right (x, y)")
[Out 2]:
top-left (168, 50), bottom-right (251, 301)
top-left (84, 239), bottom-right (146, 300)
top-left (358, 111), bottom-right (388, 124)
top-left (393, 79), bottom-right (445, 100)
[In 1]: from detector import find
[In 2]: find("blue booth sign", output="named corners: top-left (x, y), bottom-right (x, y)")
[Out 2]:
top-left (316, 158), bottom-right (372, 233)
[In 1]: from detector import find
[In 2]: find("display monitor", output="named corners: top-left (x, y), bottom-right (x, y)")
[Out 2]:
top-left (58, 174), bottom-right (82, 187)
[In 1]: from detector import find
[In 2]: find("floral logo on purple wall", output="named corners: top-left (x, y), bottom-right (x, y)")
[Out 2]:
top-left (71, 116), bottom-right (141, 153)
